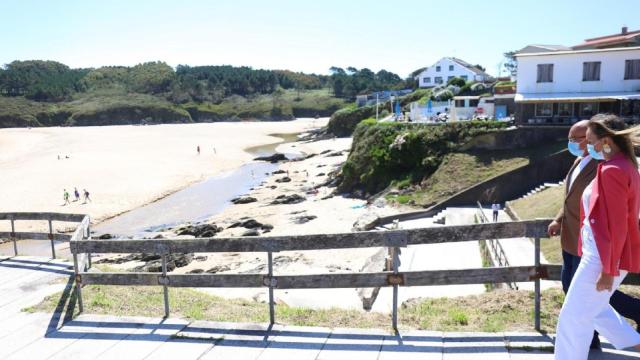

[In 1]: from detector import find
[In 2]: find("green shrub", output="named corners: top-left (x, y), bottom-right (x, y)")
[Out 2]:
top-left (338, 121), bottom-right (509, 194)
top-left (447, 77), bottom-right (466, 87)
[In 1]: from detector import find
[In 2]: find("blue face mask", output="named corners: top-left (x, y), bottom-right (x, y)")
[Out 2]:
top-left (587, 144), bottom-right (604, 160)
top-left (567, 141), bottom-right (583, 157)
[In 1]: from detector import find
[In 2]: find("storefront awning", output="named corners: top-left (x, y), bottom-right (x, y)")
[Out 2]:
top-left (515, 92), bottom-right (640, 103)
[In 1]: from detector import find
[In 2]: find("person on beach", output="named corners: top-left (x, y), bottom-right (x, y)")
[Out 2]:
top-left (63, 189), bottom-right (70, 205)
top-left (74, 187), bottom-right (80, 202)
top-left (197, 145), bottom-right (200, 155)
top-left (491, 203), bottom-right (500, 222)
top-left (549, 120), bottom-right (640, 350)
top-left (554, 115), bottom-right (640, 359)
top-left (83, 189), bottom-right (91, 204)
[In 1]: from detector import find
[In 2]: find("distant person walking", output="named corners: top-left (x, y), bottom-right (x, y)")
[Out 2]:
top-left (491, 203), bottom-right (500, 222)
top-left (73, 187), bottom-right (80, 202)
top-left (197, 145), bottom-right (200, 155)
top-left (83, 189), bottom-right (91, 204)
top-left (63, 189), bottom-right (70, 206)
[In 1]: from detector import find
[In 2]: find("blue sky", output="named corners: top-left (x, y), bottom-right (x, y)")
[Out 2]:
top-left (1, 0), bottom-right (638, 77)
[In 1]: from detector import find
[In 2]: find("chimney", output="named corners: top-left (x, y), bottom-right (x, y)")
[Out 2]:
top-left (622, 26), bottom-right (628, 34)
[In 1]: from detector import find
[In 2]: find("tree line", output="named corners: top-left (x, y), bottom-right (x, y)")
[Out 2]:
top-left (0, 60), bottom-right (411, 103)
top-left (328, 66), bottom-right (413, 99)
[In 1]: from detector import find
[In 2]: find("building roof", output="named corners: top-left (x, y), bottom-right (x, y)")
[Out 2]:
top-left (415, 57), bottom-right (491, 79)
top-left (573, 27), bottom-right (640, 50)
top-left (517, 45), bottom-right (572, 54)
top-left (515, 91), bottom-right (640, 103)
top-left (514, 45), bottom-right (640, 57)
top-left (449, 57), bottom-right (490, 77)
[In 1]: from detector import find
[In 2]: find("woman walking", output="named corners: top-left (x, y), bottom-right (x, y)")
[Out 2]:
top-left (554, 114), bottom-right (640, 359)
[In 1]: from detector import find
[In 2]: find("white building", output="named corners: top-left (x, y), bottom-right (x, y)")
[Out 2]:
top-left (514, 46), bottom-right (640, 125)
top-left (415, 57), bottom-right (491, 88)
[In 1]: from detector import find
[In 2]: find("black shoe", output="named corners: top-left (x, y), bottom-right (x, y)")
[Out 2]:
top-left (590, 336), bottom-right (601, 350)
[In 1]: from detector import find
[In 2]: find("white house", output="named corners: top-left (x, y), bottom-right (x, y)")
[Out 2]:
top-left (514, 46), bottom-right (640, 125)
top-left (415, 57), bottom-right (491, 88)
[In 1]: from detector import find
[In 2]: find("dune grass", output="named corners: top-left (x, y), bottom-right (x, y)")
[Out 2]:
top-left (26, 283), bottom-right (566, 333)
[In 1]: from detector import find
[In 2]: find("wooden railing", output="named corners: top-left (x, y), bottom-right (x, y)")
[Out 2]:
top-left (67, 218), bottom-right (562, 331)
top-left (12, 213), bottom-right (640, 332)
top-left (0, 212), bottom-right (89, 259)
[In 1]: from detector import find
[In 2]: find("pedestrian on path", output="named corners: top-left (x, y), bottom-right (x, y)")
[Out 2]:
top-left (63, 189), bottom-right (70, 206)
top-left (491, 203), bottom-right (500, 222)
top-left (197, 145), bottom-right (200, 155)
top-left (549, 119), bottom-right (640, 353)
top-left (83, 189), bottom-right (91, 204)
top-left (74, 187), bottom-right (80, 202)
top-left (554, 115), bottom-right (640, 359)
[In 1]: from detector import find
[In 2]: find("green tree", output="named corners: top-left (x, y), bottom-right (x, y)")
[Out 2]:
top-left (503, 51), bottom-right (517, 77)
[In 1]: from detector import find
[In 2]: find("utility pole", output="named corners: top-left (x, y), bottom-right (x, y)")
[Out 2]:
top-left (376, 93), bottom-right (379, 121)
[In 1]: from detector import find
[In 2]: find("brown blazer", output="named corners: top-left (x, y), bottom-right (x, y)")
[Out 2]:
top-left (554, 157), bottom-right (598, 255)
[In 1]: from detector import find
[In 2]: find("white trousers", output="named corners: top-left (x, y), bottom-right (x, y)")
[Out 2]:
top-left (554, 253), bottom-right (640, 359)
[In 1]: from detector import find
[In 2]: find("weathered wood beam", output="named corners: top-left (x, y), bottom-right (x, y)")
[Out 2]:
top-left (0, 232), bottom-right (71, 241)
top-left (71, 219), bottom-right (552, 254)
top-left (0, 212), bottom-right (87, 222)
top-left (79, 265), bottom-right (563, 289)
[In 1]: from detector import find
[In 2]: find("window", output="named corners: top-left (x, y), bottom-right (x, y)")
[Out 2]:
top-left (449, 65), bottom-right (454, 71)
top-left (558, 103), bottom-right (573, 117)
top-left (582, 62), bottom-right (601, 81)
top-left (579, 102), bottom-right (598, 117)
top-left (435, 76), bottom-right (443, 84)
top-left (536, 64), bottom-right (554, 83)
top-left (624, 59), bottom-right (640, 80)
top-left (535, 103), bottom-right (553, 117)
top-left (436, 66), bottom-right (441, 72)
top-left (455, 99), bottom-right (465, 107)
top-left (447, 76), bottom-right (454, 82)
top-left (621, 100), bottom-right (640, 117)
top-left (460, 75), bottom-right (468, 81)
top-left (423, 77), bottom-right (431, 83)
top-left (469, 99), bottom-right (479, 107)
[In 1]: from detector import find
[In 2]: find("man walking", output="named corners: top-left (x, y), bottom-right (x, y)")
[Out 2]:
top-left (548, 120), bottom-right (640, 349)
top-left (83, 189), bottom-right (91, 204)
top-left (491, 203), bottom-right (500, 222)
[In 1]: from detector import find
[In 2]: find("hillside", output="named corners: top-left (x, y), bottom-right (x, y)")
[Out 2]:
top-left (337, 120), bottom-right (510, 197)
top-left (0, 89), bottom-right (345, 127)
top-left (0, 60), bottom-right (410, 128)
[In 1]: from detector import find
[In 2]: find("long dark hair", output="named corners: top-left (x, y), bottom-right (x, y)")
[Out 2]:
top-left (588, 114), bottom-right (640, 168)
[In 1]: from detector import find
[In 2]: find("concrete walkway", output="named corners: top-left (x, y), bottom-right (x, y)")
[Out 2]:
top-left (1, 256), bottom-right (639, 359)
top-left (372, 207), bottom-right (487, 313)
top-left (477, 208), bottom-right (559, 292)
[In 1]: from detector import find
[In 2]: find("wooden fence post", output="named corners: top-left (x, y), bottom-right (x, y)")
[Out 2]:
top-left (161, 254), bottom-right (170, 318)
top-left (72, 253), bottom-right (84, 313)
top-left (391, 246), bottom-right (400, 332)
top-left (10, 218), bottom-right (17, 256)
top-left (267, 252), bottom-right (275, 325)
top-left (48, 219), bottom-right (56, 259)
top-left (534, 236), bottom-right (541, 331)
top-left (85, 221), bottom-right (92, 269)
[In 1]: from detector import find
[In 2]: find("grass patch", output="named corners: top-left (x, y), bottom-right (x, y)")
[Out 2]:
top-left (26, 284), bottom-right (566, 332)
top-left (394, 141), bottom-right (564, 208)
top-left (509, 185), bottom-right (565, 264)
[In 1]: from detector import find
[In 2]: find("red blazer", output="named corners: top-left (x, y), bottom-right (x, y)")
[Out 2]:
top-left (579, 152), bottom-right (640, 276)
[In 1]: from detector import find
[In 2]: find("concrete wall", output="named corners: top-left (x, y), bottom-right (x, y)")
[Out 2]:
top-left (460, 126), bottom-right (568, 151)
top-left (516, 47), bottom-right (640, 94)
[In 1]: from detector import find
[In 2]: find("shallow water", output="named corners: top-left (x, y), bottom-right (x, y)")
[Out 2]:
top-left (93, 161), bottom-right (278, 236)
top-left (92, 133), bottom-right (298, 237)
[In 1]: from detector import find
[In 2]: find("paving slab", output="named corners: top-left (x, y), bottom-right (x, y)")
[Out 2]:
top-left (316, 327), bottom-right (386, 360)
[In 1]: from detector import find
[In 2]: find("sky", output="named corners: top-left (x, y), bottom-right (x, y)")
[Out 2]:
top-left (1, 0), bottom-right (638, 78)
